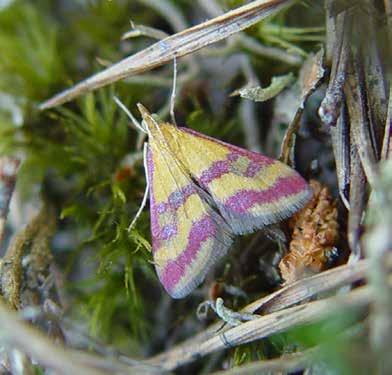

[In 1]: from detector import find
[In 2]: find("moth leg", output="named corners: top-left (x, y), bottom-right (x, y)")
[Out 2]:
top-left (128, 143), bottom-right (150, 231)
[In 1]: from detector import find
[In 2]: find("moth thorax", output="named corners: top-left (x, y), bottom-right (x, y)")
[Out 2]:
top-left (150, 122), bottom-right (180, 150)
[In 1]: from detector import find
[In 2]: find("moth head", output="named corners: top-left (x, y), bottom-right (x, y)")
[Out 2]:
top-left (137, 103), bottom-right (161, 137)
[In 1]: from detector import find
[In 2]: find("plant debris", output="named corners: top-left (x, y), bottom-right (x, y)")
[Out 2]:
top-left (279, 180), bottom-right (339, 284)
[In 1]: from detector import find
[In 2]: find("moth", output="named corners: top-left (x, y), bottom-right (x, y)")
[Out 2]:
top-left (118, 101), bottom-right (311, 298)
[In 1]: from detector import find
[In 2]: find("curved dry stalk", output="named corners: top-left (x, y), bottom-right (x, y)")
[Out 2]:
top-left (0, 299), bottom-right (162, 375)
top-left (39, 0), bottom-right (294, 109)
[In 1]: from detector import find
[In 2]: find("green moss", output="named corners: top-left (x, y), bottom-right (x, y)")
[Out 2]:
top-left (0, 1), bottom-right (63, 101)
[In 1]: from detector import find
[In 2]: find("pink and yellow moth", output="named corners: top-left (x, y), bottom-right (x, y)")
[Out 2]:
top-left (118, 101), bottom-right (312, 298)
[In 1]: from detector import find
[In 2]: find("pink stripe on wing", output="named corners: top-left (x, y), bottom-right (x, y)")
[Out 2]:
top-left (224, 175), bottom-right (308, 214)
top-left (159, 215), bottom-right (217, 293)
top-left (199, 158), bottom-right (233, 185)
top-left (245, 160), bottom-right (264, 177)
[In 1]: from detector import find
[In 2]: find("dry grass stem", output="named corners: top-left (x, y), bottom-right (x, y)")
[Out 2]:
top-left (39, 0), bottom-right (294, 109)
top-left (147, 286), bottom-right (372, 371)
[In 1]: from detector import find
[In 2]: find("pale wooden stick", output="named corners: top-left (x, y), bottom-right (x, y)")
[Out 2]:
top-left (39, 0), bottom-right (294, 110)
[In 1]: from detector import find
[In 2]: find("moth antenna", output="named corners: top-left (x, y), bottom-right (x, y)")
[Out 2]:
top-left (128, 142), bottom-right (150, 232)
top-left (170, 56), bottom-right (178, 127)
top-left (114, 96), bottom-right (148, 134)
